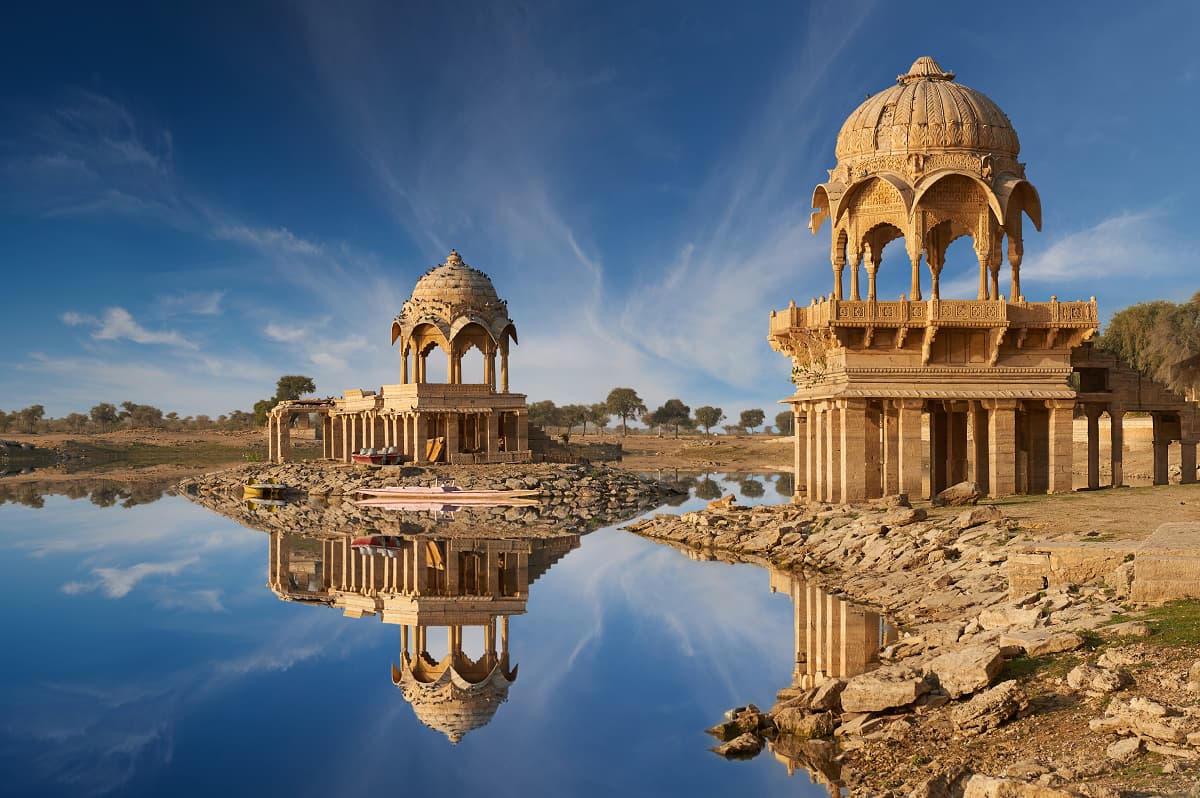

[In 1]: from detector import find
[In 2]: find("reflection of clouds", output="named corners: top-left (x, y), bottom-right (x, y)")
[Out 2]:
top-left (153, 587), bottom-right (225, 613)
top-left (61, 557), bottom-right (198, 598)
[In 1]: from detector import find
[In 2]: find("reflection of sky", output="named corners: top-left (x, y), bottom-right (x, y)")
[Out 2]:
top-left (0, 475), bottom-right (826, 797)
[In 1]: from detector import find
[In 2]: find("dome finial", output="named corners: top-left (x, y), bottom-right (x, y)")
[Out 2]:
top-left (447, 249), bottom-right (462, 265)
top-left (898, 56), bottom-right (955, 84)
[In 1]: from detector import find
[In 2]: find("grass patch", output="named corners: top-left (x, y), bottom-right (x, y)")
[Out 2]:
top-left (1000, 652), bottom-right (1084, 682)
top-left (1138, 601), bottom-right (1200, 647)
top-left (64, 440), bottom-right (264, 472)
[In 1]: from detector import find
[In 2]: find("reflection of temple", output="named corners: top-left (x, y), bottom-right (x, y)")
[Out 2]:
top-left (769, 568), bottom-right (897, 689)
top-left (267, 529), bottom-right (578, 742)
top-left (267, 250), bottom-right (531, 464)
top-left (768, 568), bottom-right (897, 793)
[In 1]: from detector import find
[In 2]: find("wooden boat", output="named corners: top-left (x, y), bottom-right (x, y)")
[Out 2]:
top-left (357, 481), bottom-right (539, 501)
top-left (354, 496), bottom-right (538, 510)
top-left (244, 479), bottom-right (287, 499)
top-left (350, 447), bottom-right (404, 465)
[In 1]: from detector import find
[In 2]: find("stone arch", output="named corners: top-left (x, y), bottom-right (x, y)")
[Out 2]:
top-left (859, 222), bottom-right (906, 301)
top-left (912, 171), bottom-right (1003, 227)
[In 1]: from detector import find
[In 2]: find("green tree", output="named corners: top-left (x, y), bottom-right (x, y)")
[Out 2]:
top-left (694, 406), bottom-right (724, 436)
top-left (18, 405), bottom-right (45, 433)
top-left (528, 400), bottom-right (561, 430)
top-left (1098, 294), bottom-right (1200, 397)
top-left (587, 402), bottom-right (610, 433)
top-left (739, 408), bottom-right (765, 434)
top-left (64, 412), bottom-right (89, 433)
top-left (559, 404), bottom-right (589, 435)
top-left (276, 375), bottom-right (317, 401)
top-left (606, 388), bottom-right (646, 436)
top-left (649, 398), bottom-right (691, 438)
top-left (253, 398), bottom-right (276, 426)
top-left (90, 402), bottom-right (119, 432)
top-left (775, 411), bottom-right (794, 435)
top-left (120, 401), bottom-right (164, 429)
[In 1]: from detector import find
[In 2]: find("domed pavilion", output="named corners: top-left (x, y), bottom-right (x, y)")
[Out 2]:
top-left (771, 57), bottom-right (1119, 503)
top-left (267, 250), bottom-right (531, 464)
top-left (771, 56), bottom-right (1197, 501)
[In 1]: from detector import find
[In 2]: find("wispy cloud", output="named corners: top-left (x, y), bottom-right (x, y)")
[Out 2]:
top-left (62, 557), bottom-right (198, 599)
top-left (156, 290), bottom-right (224, 317)
top-left (60, 306), bottom-right (196, 349)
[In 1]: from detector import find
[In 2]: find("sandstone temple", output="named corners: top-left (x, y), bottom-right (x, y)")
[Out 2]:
top-left (266, 250), bottom-right (531, 464)
top-left (769, 56), bottom-right (1198, 502)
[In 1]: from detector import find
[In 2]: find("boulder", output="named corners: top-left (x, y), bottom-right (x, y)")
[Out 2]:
top-left (773, 708), bottom-right (834, 739)
top-left (978, 606), bottom-right (1042, 631)
top-left (927, 644), bottom-right (1004, 699)
top-left (1106, 736), bottom-right (1143, 762)
top-left (954, 505), bottom-right (1003, 529)
top-left (1066, 664), bottom-right (1131, 694)
top-left (962, 774), bottom-right (1082, 797)
top-left (809, 678), bottom-right (846, 712)
top-left (998, 630), bottom-right (1085, 657)
top-left (936, 481), bottom-right (982, 507)
top-left (710, 732), bottom-right (763, 759)
top-left (1104, 620), bottom-right (1151, 638)
top-left (951, 680), bottom-right (1027, 735)
top-left (840, 667), bottom-right (930, 713)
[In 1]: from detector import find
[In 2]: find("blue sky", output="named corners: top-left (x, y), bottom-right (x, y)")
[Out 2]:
top-left (2, 1), bottom-right (1198, 419)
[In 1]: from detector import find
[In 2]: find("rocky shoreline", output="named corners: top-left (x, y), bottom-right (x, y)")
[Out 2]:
top-left (178, 461), bottom-right (686, 539)
top-left (625, 494), bottom-right (1200, 797)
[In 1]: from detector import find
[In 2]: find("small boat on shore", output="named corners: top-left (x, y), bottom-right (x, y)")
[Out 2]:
top-left (244, 479), bottom-right (287, 499)
top-left (357, 479), bottom-right (539, 501)
top-left (354, 496), bottom-right (538, 510)
top-left (350, 447), bottom-right (404, 466)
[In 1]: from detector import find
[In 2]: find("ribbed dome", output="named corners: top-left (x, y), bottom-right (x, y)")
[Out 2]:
top-left (410, 250), bottom-right (502, 306)
top-left (835, 56), bottom-right (1020, 163)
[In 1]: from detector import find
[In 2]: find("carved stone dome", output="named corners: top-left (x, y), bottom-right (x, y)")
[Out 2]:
top-left (834, 56), bottom-right (1020, 164)
top-left (409, 250), bottom-right (502, 307)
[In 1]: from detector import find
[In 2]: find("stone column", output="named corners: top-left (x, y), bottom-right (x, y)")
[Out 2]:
top-left (401, 347), bottom-right (409, 384)
top-left (516, 410), bottom-right (529, 453)
top-left (487, 412), bottom-right (501, 455)
top-left (1047, 400), bottom-right (1075, 494)
top-left (445, 413), bottom-right (460, 462)
top-left (848, 249), bottom-right (861, 301)
top-left (500, 348), bottom-right (509, 393)
top-left (1085, 404), bottom-right (1103, 490)
top-left (1181, 439), bottom-right (1198, 485)
top-left (839, 399), bottom-right (868, 503)
top-left (970, 402), bottom-right (990, 495)
top-left (811, 406), bottom-right (824, 503)
top-left (793, 405), bottom-right (807, 502)
top-left (448, 349), bottom-right (456, 385)
top-left (985, 400), bottom-right (1018, 498)
top-left (825, 402), bottom-right (842, 503)
top-left (882, 403), bottom-right (900, 496)
top-left (266, 415), bottom-right (276, 463)
top-left (412, 414), bottom-right (427, 463)
top-left (896, 400), bottom-right (924, 499)
top-left (863, 402), bottom-right (883, 499)
top-left (1109, 406), bottom-right (1125, 487)
top-left (277, 416), bottom-right (291, 463)
top-left (1151, 413), bottom-right (1170, 486)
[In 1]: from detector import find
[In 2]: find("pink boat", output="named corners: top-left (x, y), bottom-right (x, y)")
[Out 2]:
top-left (356, 480), bottom-right (539, 501)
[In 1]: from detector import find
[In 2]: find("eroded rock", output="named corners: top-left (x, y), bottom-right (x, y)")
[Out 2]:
top-left (840, 667), bottom-right (930, 713)
top-left (926, 644), bottom-right (1004, 699)
top-left (952, 680), bottom-right (1028, 736)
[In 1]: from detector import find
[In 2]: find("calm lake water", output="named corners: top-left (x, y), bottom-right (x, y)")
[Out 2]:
top-left (0, 472), bottom-right (849, 797)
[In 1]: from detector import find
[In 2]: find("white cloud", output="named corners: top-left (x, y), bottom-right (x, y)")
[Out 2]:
top-left (157, 290), bottom-right (224, 316)
top-left (61, 557), bottom-right (198, 599)
top-left (212, 223), bottom-right (324, 257)
top-left (92, 307), bottom-right (196, 349)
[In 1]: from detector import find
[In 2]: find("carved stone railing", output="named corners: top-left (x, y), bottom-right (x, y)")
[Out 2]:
top-left (769, 297), bottom-right (1097, 336)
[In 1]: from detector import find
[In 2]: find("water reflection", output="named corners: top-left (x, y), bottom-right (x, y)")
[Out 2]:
top-left (766, 567), bottom-right (897, 793)
top-left (0, 478), bottom-right (174, 508)
top-left (266, 528), bottom-right (579, 742)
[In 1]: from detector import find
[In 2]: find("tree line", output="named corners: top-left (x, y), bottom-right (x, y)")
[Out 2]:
top-left (528, 387), bottom-right (795, 439)
top-left (1097, 292), bottom-right (1200, 398)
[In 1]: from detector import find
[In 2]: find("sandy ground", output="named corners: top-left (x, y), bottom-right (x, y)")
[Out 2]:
top-left (3, 428), bottom-right (1196, 543)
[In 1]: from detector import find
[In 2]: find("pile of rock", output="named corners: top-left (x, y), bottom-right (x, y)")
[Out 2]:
top-left (179, 462), bottom-right (685, 539)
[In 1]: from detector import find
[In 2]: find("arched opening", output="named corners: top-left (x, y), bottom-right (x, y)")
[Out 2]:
top-left (936, 235), bottom-right (982, 299)
top-left (459, 345), bottom-right (486, 384)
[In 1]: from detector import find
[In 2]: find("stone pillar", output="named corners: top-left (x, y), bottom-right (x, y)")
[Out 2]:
top-left (1085, 404), bottom-right (1103, 490)
top-left (848, 249), bottom-right (861, 301)
top-left (1151, 413), bottom-right (1170, 486)
top-left (401, 347), bottom-right (409, 384)
top-left (1102, 406), bottom-right (1123, 488)
top-left (811, 406), bottom-right (824, 503)
top-left (413, 414), bottom-right (427, 464)
top-left (839, 399), bottom-right (868, 503)
top-left (864, 402), bottom-right (883, 499)
top-left (793, 405), bottom-right (807, 502)
top-left (1181, 440), bottom-right (1198, 485)
top-left (516, 410), bottom-right (529, 453)
top-left (970, 402), bottom-right (990, 495)
top-left (825, 402), bottom-right (842, 503)
top-left (500, 348), bottom-right (509, 393)
top-left (896, 400), bottom-right (924, 499)
top-left (445, 413), bottom-right (460, 461)
top-left (277, 416), bottom-right (291, 463)
top-left (804, 405), bottom-right (817, 501)
top-left (266, 415), bottom-right (275, 463)
top-left (985, 400), bottom-right (1018, 498)
top-left (486, 412), bottom-right (501, 455)
top-left (1047, 400), bottom-right (1075, 494)
top-left (882, 403), bottom-right (900, 496)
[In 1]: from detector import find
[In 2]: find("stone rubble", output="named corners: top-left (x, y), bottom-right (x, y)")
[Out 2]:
top-left (627, 497), bottom-right (1200, 796)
